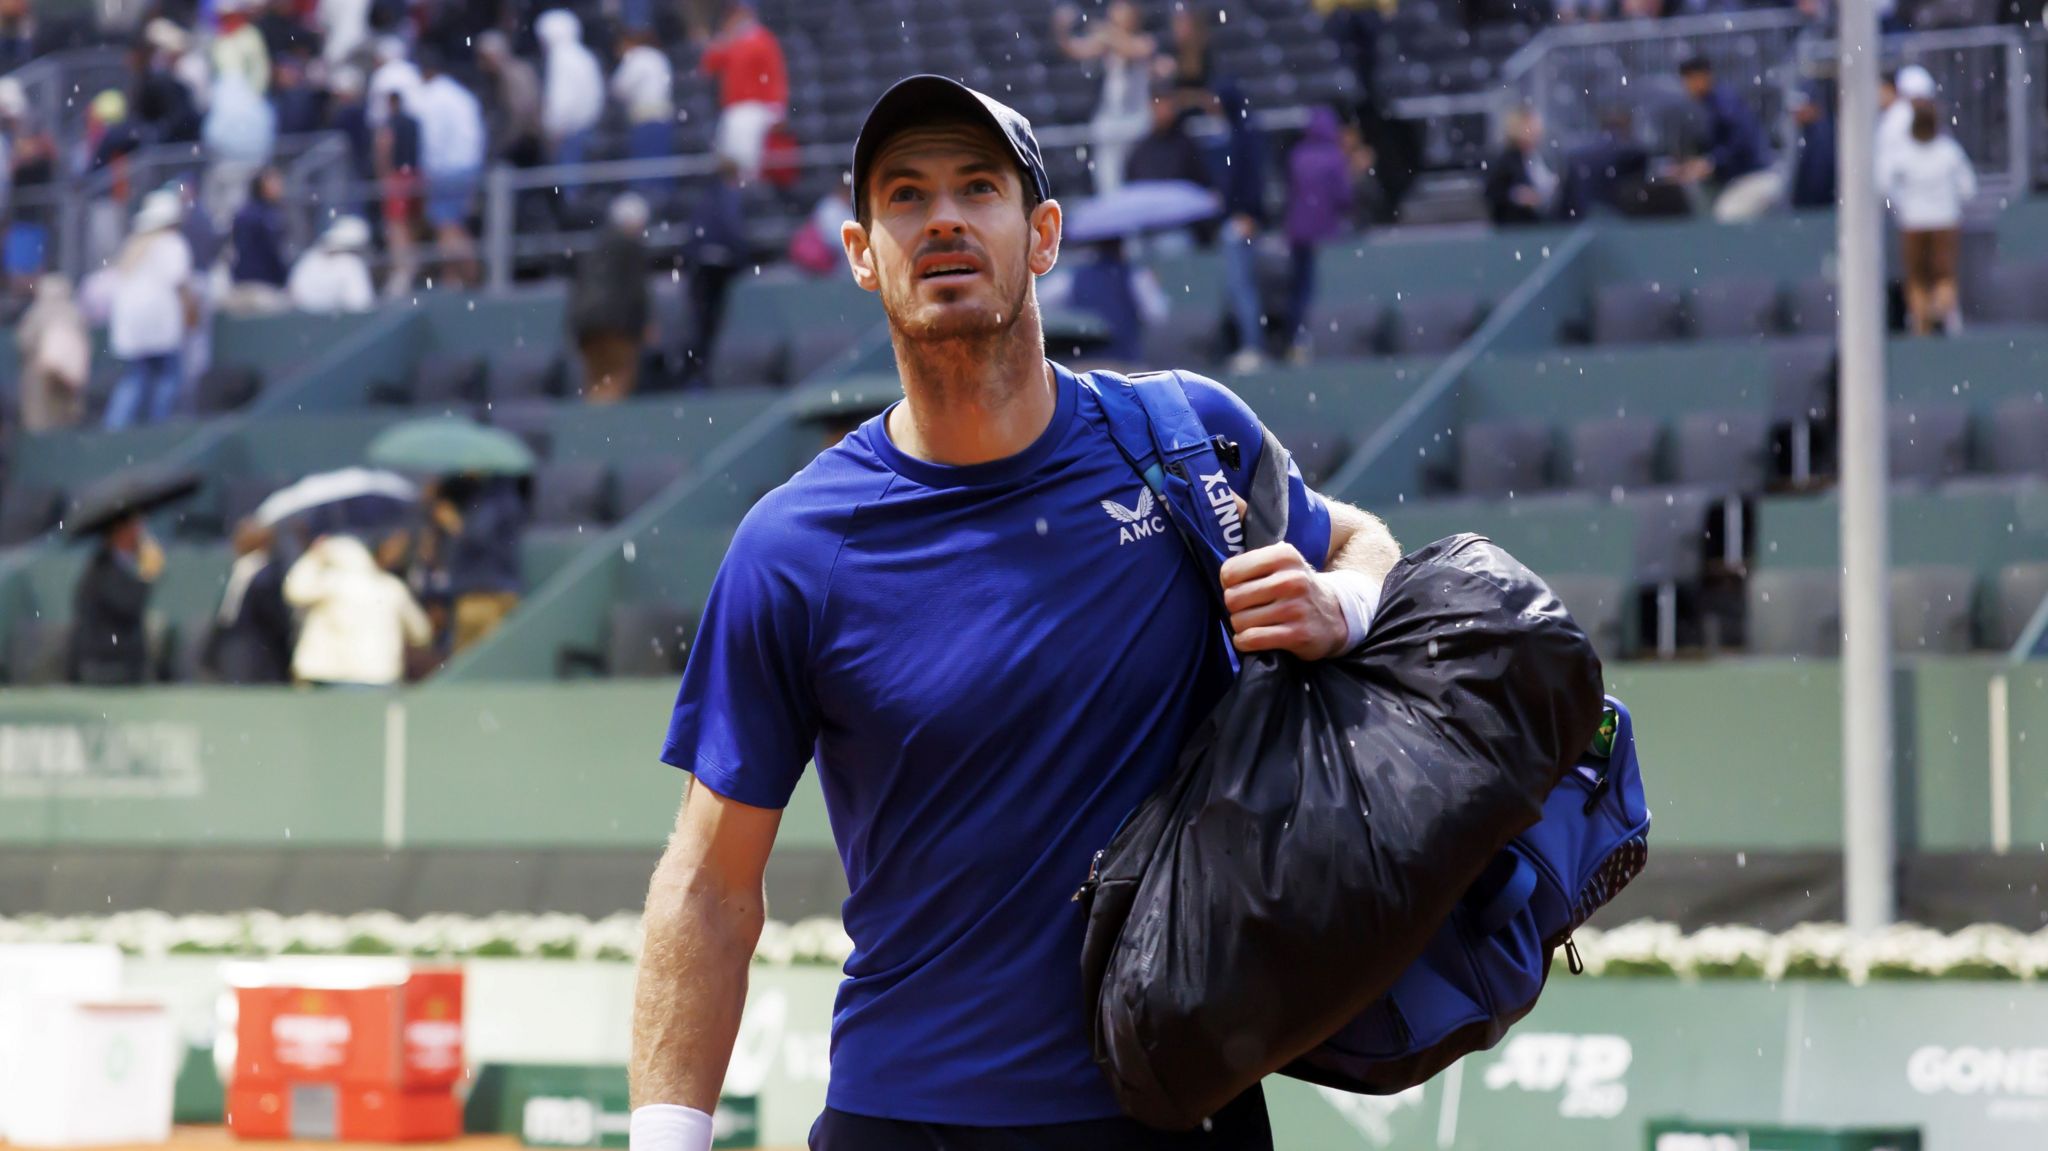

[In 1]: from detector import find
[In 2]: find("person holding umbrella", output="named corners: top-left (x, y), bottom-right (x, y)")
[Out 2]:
top-left (284, 527), bottom-right (433, 688)
top-left (207, 517), bottom-right (293, 684)
top-left (69, 510), bottom-right (164, 685)
top-left (365, 418), bottom-right (535, 655)
top-left (62, 466), bottom-right (200, 686)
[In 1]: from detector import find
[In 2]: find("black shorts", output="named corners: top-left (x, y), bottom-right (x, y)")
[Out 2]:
top-left (809, 1088), bottom-right (1272, 1151)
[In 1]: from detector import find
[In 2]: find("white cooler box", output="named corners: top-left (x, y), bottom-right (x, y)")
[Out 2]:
top-left (3, 997), bottom-right (179, 1147)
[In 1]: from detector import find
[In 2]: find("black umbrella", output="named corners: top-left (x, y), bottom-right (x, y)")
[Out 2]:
top-left (65, 464), bottom-right (203, 537)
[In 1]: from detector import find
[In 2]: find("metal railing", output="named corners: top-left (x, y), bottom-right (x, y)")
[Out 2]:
top-left (1508, 9), bottom-right (1813, 166)
top-left (1789, 25), bottom-right (2034, 197)
top-left (6, 47), bottom-right (129, 136)
top-left (476, 106), bottom-right (1314, 293)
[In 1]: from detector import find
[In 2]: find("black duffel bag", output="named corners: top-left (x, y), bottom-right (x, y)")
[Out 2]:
top-left (1075, 529), bottom-right (1605, 1130)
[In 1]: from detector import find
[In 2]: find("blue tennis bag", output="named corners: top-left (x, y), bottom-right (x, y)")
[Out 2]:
top-left (1076, 369), bottom-right (1651, 1126)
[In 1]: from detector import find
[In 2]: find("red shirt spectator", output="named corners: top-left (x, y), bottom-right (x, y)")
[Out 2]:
top-left (699, 10), bottom-right (787, 111)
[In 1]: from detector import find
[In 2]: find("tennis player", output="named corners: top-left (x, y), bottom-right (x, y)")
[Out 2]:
top-left (629, 75), bottom-right (1401, 1151)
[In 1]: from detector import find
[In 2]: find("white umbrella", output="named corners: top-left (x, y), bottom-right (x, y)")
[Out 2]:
top-left (255, 468), bottom-right (418, 529)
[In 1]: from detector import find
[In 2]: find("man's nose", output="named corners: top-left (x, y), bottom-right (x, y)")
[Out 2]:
top-left (924, 192), bottom-right (968, 237)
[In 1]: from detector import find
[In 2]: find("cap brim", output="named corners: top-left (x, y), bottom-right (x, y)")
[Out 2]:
top-left (851, 75), bottom-right (1048, 214)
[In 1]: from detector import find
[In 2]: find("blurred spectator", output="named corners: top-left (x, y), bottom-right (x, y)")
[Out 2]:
top-left (70, 512), bottom-right (163, 686)
top-left (569, 193), bottom-right (651, 403)
top-left (432, 475), bottom-right (526, 653)
top-left (537, 9), bottom-right (603, 167)
top-left (476, 30), bottom-right (542, 166)
top-left (175, 181), bottom-right (225, 384)
top-left (284, 531), bottom-right (432, 687)
top-left (134, 24), bottom-right (204, 145)
top-left (1876, 65), bottom-right (1933, 188)
top-left (613, 25), bottom-right (675, 196)
top-left (1215, 82), bottom-right (1270, 373)
top-left (695, 3), bottom-right (788, 182)
top-left (787, 184), bottom-right (849, 275)
top-left (1054, 1), bottom-right (1155, 196)
top-left (105, 191), bottom-right (195, 429)
top-left (1486, 107), bottom-right (1556, 226)
top-left (202, 71), bottom-right (278, 218)
top-left (1557, 107), bottom-right (1650, 221)
top-left (15, 274), bottom-right (90, 433)
top-left (271, 46), bottom-right (327, 136)
top-left (681, 160), bottom-right (746, 385)
top-left (375, 89), bottom-right (422, 294)
top-left (209, 519), bottom-right (293, 684)
top-left (0, 77), bottom-right (22, 222)
top-left (320, 0), bottom-right (372, 67)
top-left (228, 166), bottom-right (291, 313)
top-left (328, 66), bottom-right (374, 182)
top-left (1319, 0), bottom-right (1382, 115)
top-left (1160, 3), bottom-right (1214, 109)
top-left (0, 0), bottom-right (55, 73)
top-left (1285, 106), bottom-right (1354, 361)
top-left (1788, 85), bottom-right (1837, 211)
top-left (1046, 239), bottom-right (1167, 362)
top-left (414, 50), bottom-right (484, 286)
top-left (1674, 56), bottom-right (1783, 222)
top-left (212, 0), bottom-right (272, 96)
top-left (367, 35), bottom-right (422, 126)
top-left (1880, 102), bottom-right (1976, 336)
top-left (288, 215), bottom-right (376, 313)
top-left (87, 89), bottom-right (142, 172)
top-left (1125, 95), bottom-right (1211, 189)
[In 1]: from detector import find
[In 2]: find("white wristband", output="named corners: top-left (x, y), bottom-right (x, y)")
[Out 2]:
top-left (1323, 568), bottom-right (1385, 652)
top-left (629, 1104), bottom-right (715, 1151)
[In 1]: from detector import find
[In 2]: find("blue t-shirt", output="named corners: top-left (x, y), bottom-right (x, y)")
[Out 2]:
top-left (660, 362), bottom-right (1333, 1125)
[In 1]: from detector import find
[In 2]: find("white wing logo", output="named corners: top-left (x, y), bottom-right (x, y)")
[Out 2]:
top-left (1100, 488), bottom-right (1155, 524)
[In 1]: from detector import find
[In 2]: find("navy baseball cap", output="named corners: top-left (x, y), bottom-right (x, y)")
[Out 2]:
top-left (851, 75), bottom-right (1052, 217)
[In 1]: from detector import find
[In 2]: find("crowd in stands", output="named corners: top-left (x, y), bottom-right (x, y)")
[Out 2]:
top-left (68, 473), bottom-right (530, 687)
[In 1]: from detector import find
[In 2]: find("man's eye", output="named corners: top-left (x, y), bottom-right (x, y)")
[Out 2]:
top-left (890, 186), bottom-right (923, 203)
top-left (968, 180), bottom-right (998, 194)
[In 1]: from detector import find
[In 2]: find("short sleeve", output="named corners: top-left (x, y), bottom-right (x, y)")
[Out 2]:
top-left (659, 494), bottom-right (823, 810)
top-left (1177, 372), bottom-right (1335, 568)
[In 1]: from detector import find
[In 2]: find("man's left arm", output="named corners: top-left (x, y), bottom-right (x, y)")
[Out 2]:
top-left (1220, 497), bottom-right (1400, 661)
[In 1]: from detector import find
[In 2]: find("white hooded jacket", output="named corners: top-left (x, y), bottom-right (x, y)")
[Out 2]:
top-left (537, 10), bottom-right (603, 141)
top-left (283, 534), bottom-right (431, 685)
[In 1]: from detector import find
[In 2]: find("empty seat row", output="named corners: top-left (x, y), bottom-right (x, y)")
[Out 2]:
top-left (1747, 561), bottom-right (2048, 656)
top-left (1589, 276), bottom-right (1851, 345)
top-left (1141, 291), bottom-right (1489, 369)
top-left (1456, 397), bottom-right (2048, 499)
top-left (557, 600), bottom-right (696, 680)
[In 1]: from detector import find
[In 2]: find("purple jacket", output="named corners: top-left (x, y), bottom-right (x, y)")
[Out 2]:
top-left (1285, 107), bottom-right (1354, 246)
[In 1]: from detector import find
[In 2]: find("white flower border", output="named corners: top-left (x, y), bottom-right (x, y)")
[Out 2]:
top-left (4, 914), bottom-right (2047, 981)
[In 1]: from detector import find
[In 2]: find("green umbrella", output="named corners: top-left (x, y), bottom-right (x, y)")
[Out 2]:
top-left (365, 417), bottom-right (537, 477)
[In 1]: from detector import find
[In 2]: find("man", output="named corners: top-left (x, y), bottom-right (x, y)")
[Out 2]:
top-left (536, 9), bottom-right (603, 167)
top-left (476, 30), bottom-right (542, 167)
top-left (229, 166), bottom-right (291, 311)
top-left (1485, 107), bottom-right (1554, 226)
top-left (1788, 84), bottom-right (1837, 211)
top-left (628, 75), bottom-right (1400, 1151)
top-left (1674, 55), bottom-right (1784, 222)
top-left (288, 215), bottom-right (375, 313)
top-left (412, 49), bottom-right (484, 286)
top-left (694, 3), bottom-right (788, 181)
top-left (71, 512), bottom-right (164, 685)
top-left (568, 193), bottom-right (652, 402)
top-left (680, 161), bottom-right (745, 385)
top-left (208, 518), bottom-right (293, 684)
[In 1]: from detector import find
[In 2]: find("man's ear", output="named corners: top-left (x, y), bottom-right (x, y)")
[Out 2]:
top-left (842, 219), bottom-right (878, 293)
top-left (1028, 198), bottom-right (1061, 277)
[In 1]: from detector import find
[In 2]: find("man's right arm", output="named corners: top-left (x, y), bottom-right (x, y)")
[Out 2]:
top-left (629, 776), bottom-right (783, 1111)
